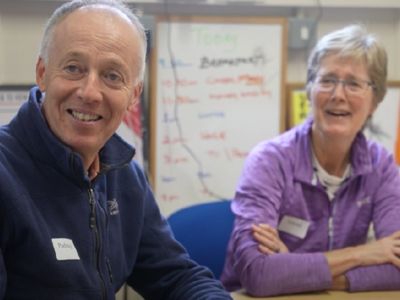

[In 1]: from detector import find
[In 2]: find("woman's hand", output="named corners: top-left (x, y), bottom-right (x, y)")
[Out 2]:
top-left (325, 230), bottom-right (400, 278)
top-left (355, 230), bottom-right (400, 267)
top-left (252, 223), bottom-right (289, 255)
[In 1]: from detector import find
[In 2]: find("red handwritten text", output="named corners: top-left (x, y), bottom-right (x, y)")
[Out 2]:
top-left (164, 154), bottom-right (189, 165)
top-left (200, 131), bottom-right (226, 141)
top-left (162, 135), bottom-right (187, 145)
top-left (160, 194), bottom-right (179, 202)
top-left (161, 79), bottom-right (198, 88)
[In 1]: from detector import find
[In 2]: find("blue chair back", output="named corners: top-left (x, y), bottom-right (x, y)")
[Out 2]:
top-left (167, 200), bottom-right (234, 279)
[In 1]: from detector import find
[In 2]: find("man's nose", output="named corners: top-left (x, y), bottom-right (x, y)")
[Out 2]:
top-left (78, 72), bottom-right (102, 102)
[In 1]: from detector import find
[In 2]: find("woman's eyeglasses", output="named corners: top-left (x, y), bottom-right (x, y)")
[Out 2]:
top-left (315, 76), bottom-right (375, 96)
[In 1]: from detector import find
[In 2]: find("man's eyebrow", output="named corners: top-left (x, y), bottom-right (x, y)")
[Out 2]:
top-left (64, 51), bottom-right (85, 59)
top-left (104, 59), bottom-right (131, 76)
top-left (106, 60), bottom-right (125, 69)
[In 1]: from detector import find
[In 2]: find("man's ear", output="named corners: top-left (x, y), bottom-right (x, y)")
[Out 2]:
top-left (36, 57), bottom-right (46, 92)
top-left (128, 81), bottom-right (143, 112)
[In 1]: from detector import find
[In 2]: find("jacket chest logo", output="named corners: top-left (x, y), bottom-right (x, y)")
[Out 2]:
top-left (107, 198), bottom-right (119, 215)
top-left (356, 197), bottom-right (371, 208)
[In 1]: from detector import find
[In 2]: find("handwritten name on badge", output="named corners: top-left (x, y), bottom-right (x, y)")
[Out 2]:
top-left (278, 215), bottom-right (310, 239)
top-left (51, 238), bottom-right (80, 261)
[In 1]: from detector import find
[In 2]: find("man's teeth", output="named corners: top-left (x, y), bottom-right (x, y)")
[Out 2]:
top-left (71, 110), bottom-right (101, 121)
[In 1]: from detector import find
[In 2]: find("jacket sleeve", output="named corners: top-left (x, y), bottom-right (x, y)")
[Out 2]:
top-left (126, 164), bottom-right (232, 300)
top-left (345, 151), bottom-right (400, 291)
top-left (0, 249), bottom-right (5, 299)
top-left (227, 142), bottom-right (332, 297)
top-left (0, 175), bottom-right (6, 299)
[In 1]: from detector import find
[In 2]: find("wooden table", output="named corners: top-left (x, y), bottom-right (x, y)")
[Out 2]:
top-left (231, 290), bottom-right (400, 300)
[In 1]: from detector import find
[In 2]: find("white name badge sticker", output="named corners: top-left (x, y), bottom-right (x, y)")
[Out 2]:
top-left (278, 215), bottom-right (310, 239)
top-left (51, 238), bottom-right (80, 261)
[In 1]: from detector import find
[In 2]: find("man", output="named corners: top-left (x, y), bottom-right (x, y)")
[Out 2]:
top-left (0, 0), bottom-right (232, 299)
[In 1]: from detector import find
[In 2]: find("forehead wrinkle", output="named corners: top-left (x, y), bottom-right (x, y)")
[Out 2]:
top-left (54, 17), bottom-right (133, 54)
top-left (319, 55), bottom-right (368, 74)
top-left (50, 11), bottom-right (138, 69)
top-left (79, 4), bottom-right (133, 26)
top-left (76, 6), bottom-right (138, 49)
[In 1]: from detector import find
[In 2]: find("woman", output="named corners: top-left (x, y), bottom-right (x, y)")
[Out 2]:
top-left (221, 25), bottom-right (400, 296)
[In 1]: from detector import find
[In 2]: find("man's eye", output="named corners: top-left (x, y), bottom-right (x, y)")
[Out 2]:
top-left (108, 73), bottom-right (120, 81)
top-left (105, 72), bottom-right (123, 84)
top-left (64, 65), bottom-right (80, 73)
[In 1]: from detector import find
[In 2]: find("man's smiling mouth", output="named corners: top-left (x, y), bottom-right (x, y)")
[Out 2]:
top-left (67, 109), bottom-right (102, 122)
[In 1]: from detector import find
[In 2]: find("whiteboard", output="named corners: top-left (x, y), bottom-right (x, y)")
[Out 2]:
top-left (151, 17), bottom-right (287, 216)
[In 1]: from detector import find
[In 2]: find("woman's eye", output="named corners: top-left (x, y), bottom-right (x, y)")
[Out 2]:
top-left (320, 78), bottom-right (335, 85)
top-left (348, 80), bottom-right (361, 88)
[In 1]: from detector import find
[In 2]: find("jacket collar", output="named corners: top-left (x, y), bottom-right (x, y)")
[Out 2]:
top-left (9, 86), bottom-right (135, 185)
top-left (293, 117), bottom-right (373, 184)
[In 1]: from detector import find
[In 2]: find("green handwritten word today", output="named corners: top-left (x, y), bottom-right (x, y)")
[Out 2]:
top-left (192, 27), bottom-right (238, 52)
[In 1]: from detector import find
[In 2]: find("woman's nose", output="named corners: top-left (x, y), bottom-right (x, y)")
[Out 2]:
top-left (332, 80), bottom-right (347, 99)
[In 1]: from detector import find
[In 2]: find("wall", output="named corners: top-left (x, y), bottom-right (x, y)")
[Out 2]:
top-left (1, 2), bottom-right (400, 84)
top-left (0, 1), bottom-right (57, 85)
top-left (287, 7), bottom-right (400, 82)
top-left (0, 11), bottom-right (5, 84)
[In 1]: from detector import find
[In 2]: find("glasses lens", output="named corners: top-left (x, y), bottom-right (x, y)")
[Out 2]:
top-left (345, 80), bottom-right (365, 95)
top-left (317, 77), bottom-right (336, 92)
top-left (316, 76), bottom-right (370, 96)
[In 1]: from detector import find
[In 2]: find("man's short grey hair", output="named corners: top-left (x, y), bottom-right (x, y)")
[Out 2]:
top-left (39, 0), bottom-right (147, 81)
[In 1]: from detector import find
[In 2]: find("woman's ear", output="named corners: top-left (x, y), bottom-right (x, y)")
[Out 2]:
top-left (36, 57), bottom-right (46, 92)
top-left (305, 82), bottom-right (312, 103)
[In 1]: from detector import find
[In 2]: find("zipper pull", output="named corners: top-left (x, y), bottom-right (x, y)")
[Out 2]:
top-left (328, 216), bottom-right (334, 250)
top-left (88, 188), bottom-right (96, 229)
top-left (106, 258), bottom-right (114, 284)
top-left (328, 217), bottom-right (333, 238)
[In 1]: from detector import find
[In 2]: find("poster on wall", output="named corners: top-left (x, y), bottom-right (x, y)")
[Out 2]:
top-left (396, 105), bottom-right (400, 165)
top-left (287, 83), bottom-right (309, 128)
top-left (120, 101), bottom-right (144, 166)
top-left (0, 85), bottom-right (33, 126)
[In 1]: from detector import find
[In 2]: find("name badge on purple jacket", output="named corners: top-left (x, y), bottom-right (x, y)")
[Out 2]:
top-left (278, 215), bottom-right (310, 239)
